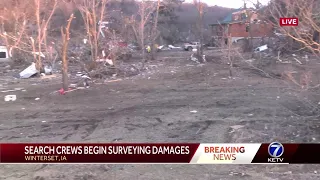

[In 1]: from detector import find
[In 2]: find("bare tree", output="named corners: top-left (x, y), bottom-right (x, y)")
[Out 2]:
top-left (128, 1), bottom-right (156, 63)
top-left (76, 0), bottom-right (107, 69)
top-left (240, 0), bottom-right (260, 52)
top-left (34, 0), bottom-right (58, 72)
top-left (0, 0), bottom-right (57, 72)
top-left (61, 14), bottom-right (74, 91)
top-left (193, 0), bottom-right (205, 61)
top-left (150, 0), bottom-right (161, 60)
top-left (227, 35), bottom-right (234, 77)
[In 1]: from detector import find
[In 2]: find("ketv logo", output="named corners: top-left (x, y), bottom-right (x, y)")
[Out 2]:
top-left (280, 18), bottom-right (299, 26)
top-left (268, 142), bottom-right (284, 163)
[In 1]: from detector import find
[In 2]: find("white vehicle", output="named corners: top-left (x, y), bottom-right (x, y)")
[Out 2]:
top-left (0, 45), bottom-right (9, 62)
top-left (183, 42), bottom-right (200, 51)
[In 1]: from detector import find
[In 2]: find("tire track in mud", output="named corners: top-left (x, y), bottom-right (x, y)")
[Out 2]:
top-left (2, 54), bottom-right (320, 179)
top-left (227, 117), bottom-right (320, 143)
top-left (0, 118), bottom-right (103, 141)
top-left (74, 88), bottom-right (293, 142)
top-left (0, 85), bottom-right (298, 143)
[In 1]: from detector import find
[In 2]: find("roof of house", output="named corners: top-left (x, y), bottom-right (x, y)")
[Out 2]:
top-left (221, 8), bottom-right (243, 24)
top-left (210, 8), bottom-right (254, 26)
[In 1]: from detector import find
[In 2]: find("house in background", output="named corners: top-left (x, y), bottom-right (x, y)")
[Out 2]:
top-left (209, 7), bottom-right (274, 46)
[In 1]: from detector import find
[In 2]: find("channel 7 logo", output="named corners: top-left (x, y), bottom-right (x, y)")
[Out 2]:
top-left (267, 142), bottom-right (284, 163)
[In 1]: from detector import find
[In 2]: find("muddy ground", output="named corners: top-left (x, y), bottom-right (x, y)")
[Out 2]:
top-left (0, 50), bottom-right (320, 180)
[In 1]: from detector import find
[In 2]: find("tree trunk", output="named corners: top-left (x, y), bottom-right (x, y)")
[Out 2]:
top-left (228, 36), bottom-right (233, 77)
top-left (61, 30), bottom-right (69, 91)
top-left (140, 2), bottom-right (146, 63)
top-left (92, 2), bottom-right (98, 66)
top-left (248, 22), bottom-right (253, 52)
top-left (62, 43), bottom-right (68, 91)
top-left (199, 14), bottom-right (204, 58)
top-left (196, 0), bottom-right (204, 62)
top-left (61, 14), bottom-right (74, 91)
top-left (151, 0), bottom-right (160, 60)
top-left (35, 0), bottom-right (42, 73)
top-left (246, 9), bottom-right (254, 54)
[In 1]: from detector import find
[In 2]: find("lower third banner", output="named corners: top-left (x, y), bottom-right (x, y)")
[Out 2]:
top-left (0, 143), bottom-right (319, 164)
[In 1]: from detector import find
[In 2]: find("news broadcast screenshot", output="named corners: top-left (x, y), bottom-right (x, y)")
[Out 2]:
top-left (1, 0), bottom-right (319, 179)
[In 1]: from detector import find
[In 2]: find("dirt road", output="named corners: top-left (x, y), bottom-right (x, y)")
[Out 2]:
top-left (0, 53), bottom-right (319, 179)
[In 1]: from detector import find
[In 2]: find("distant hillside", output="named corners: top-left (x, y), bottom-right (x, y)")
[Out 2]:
top-left (177, 3), bottom-right (232, 27)
top-left (50, 0), bottom-right (233, 44)
top-left (174, 3), bottom-right (232, 42)
top-left (104, 1), bottom-right (232, 25)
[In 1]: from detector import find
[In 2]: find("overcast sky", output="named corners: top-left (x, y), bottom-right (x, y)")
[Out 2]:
top-left (184, 0), bottom-right (271, 8)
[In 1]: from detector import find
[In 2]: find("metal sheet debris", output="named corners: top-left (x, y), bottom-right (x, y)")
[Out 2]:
top-left (168, 45), bottom-right (181, 49)
top-left (254, 45), bottom-right (268, 52)
top-left (19, 62), bottom-right (38, 78)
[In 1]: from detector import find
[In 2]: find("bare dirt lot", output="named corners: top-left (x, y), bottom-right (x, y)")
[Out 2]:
top-left (0, 51), bottom-right (320, 180)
